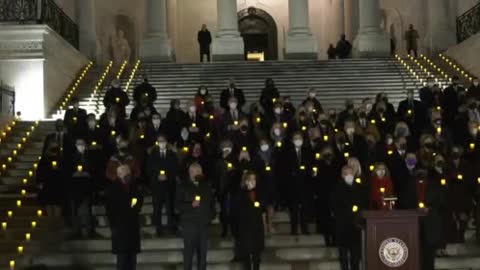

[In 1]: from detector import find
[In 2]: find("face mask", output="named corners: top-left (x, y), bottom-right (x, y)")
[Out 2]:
top-left (451, 153), bottom-right (461, 160)
top-left (320, 120), bottom-right (329, 126)
top-left (473, 81), bottom-right (479, 87)
top-left (152, 119), bottom-right (161, 126)
top-left (376, 170), bottom-right (386, 178)
top-left (436, 161), bottom-right (445, 168)
top-left (453, 82), bottom-right (459, 86)
top-left (240, 125), bottom-right (248, 133)
top-left (406, 158), bottom-right (417, 168)
top-left (407, 93), bottom-right (414, 100)
top-left (246, 180), bottom-right (256, 190)
top-left (76, 145), bottom-right (86, 153)
top-left (274, 108), bottom-right (282, 115)
top-left (359, 112), bottom-right (367, 119)
top-left (323, 153), bottom-right (333, 161)
top-left (260, 144), bottom-right (269, 152)
top-left (344, 175), bottom-right (354, 185)
top-left (222, 147), bottom-right (232, 155)
top-left (158, 142), bottom-right (167, 149)
top-left (273, 128), bottom-right (281, 136)
top-left (396, 128), bottom-right (409, 137)
top-left (88, 121), bottom-right (96, 129)
top-left (377, 108), bottom-right (385, 114)
top-left (346, 128), bottom-right (355, 135)
top-left (337, 137), bottom-right (346, 145)
top-left (471, 129), bottom-right (478, 136)
top-left (200, 89), bottom-right (207, 95)
top-left (294, 139), bottom-right (303, 148)
top-left (118, 145), bottom-right (128, 153)
top-left (189, 106), bottom-right (196, 113)
top-left (309, 93), bottom-right (316, 98)
top-left (427, 82), bottom-right (435, 87)
top-left (386, 138), bottom-right (393, 145)
top-left (181, 129), bottom-right (189, 140)
top-left (424, 143), bottom-right (434, 149)
top-left (229, 102), bottom-right (237, 110)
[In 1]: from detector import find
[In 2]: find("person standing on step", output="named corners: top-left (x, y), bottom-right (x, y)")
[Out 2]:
top-left (176, 162), bottom-right (216, 270)
top-left (103, 79), bottom-right (129, 119)
top-left (220, 78), bottom-right (246, 111)
top-left (327, 44), bottom-right (336, 59)
top-left (467, 77), bottom-right (480, 101)
top-left (405, 24), bottom-right (419, 58)
top-left (234, 171), bottom-right (265, 270)
top-left (259, 78), bottom-right (280, 116)
top-left (336, 34), bottom-right (352, 59)
top-left (198, 24), bottom-right (212, 62)
top-left (146, 133), bottom-right (179, 236)
top-left (105, 136), bottom-right (143, 270)
top-left (133, 76), bottom-right (157, 107)
top-left (63, 97), bottom-right (87, 138)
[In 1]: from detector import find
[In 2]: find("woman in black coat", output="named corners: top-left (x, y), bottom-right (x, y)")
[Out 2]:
top-left (234, 171), bottom-right (265, 270)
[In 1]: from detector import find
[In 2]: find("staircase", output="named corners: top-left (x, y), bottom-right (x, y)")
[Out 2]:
top-left (2, 59), bottom-right (480, 269)
top-left (67, 59), bottom-right (419, 118)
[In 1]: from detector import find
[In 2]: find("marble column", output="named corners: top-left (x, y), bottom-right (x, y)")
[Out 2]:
top-left (285, 0), bottom-right (318, 59)
top-left (344, 0), bottom-right (359, 42)
top-left (75, 0), bottom-right (97, 59)
top-left (212, 0), bottom-right (244, 61)
top-left (353, 0), bottom-right (390, 57)
top-left (333, 0), bottom-right (345, 40)
top-left (139, 0), bottom-right (172, 61)
top-left (425, 0), bottom-right (456, 55)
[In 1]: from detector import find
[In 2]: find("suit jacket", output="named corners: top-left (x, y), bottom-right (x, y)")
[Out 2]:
top-left (397, 98), bottom-right (428, 134)
top-left (133, 82), bottom-right (157, 105)
top-left (64, 108), bottom-right (87, 136)
top-left (220, 87), bottom-right (245, 110)
top-left (146, 148), bottom-right (179, 192)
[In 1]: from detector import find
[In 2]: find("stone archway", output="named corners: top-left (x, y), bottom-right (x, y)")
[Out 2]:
top-left (381, 8), bottom-right (405, 56)
top-left (238, 7), bottom-right (278, 61)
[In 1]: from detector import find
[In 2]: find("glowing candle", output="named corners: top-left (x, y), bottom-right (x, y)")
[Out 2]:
top-left (355, 178), bottom-right (362, 184)
top-left (380, 187), bottom-right (385, 193)
top-left (266, 166), bottom-right (271, 172)
top-left (254, 201), bottom-right (260, 208)
top-left (419, 202), bottom-right (425, 209)
top-left (323, 135), bottom-right (329, 142)
top-left (77, 165), bottom-right (83, 172)
top-left (25, 233), bottom-right (31, 241)
top-left (160, 170), bottom-right (166, 175)
top-left (37, 210), bottom-right (42, 217)
top-left (369, 165), bottom-right (375, 172)
top-left (17, 246), bottom-right (23, 254)
top-left (352, 205), bottom-right (359, 212)
top-left (300, 165), bottom-right (306, 171)
top-left (16, 200), bottom-right (21, 207)
top-left (1, 222), bottom-right (6, 230)
top-left (195, 196), bottom-right (201, 202)
top-left (131, 198), bottom-right (138, 208)
top-left (31, 221), bottom-right (37, 228)
top-left (441, 179), bottom-right (446, 186)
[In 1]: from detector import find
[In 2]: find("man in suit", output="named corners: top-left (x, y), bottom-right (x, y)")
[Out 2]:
top-left (419, 77), bottom-right (436, 110)
top-left (42, 119), bottom-right (74, 160)
top-left (222, 97), bottom-right (246, 137)
top-left (280, 132), bottom-right (313, 235)
top-left (133, 76), bottom-right (157, 106)
top-left (176, 162), bottom-right (215, 270)
top-left (63, 97), bottom-right (87, 138)
top-left (220, 79), bottom-right (245, 111)
top-left (197, 24), bottom-right (212, 62)
top-left (344, 120), bottom-right (368, 165)
top-left (405, 24), bottom-right (419, 58)
top-left (443, 75), bottom-right (466, 127)
top-left (103, 79), bottom-right (129, 119)
top-left (146, 134), bottom-right (179, 235)
top-left (397, 89), bottom-right (427, 141)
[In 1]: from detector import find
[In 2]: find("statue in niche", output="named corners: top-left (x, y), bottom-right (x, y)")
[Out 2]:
top-left (111, 29), bottom-right (131, 65)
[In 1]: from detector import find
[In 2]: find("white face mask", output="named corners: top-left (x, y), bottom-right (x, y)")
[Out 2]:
top-left (246, 180), bottom-right (256, 190)
top-left (376, 170), bottom-right (386, 178)
top-left (200, 89), bottom-right (207, 95)
top-left (87, 121), bottom-right (96, 129)
top-left (158, 142), bottom-right (167, 149)
top-left (427, 82), bottom-right (435, 87)
top-left (294, 139), bottom-right (303, 148)
top-left (108, 117), bottom-right (116, 125)
top-left (152, 119), bottom-right (161, 126)
top-left (274, 108), bottom-right (282, 115)
top-left (181, 129), bottom-right (189, 140)
top-left (346, 128), bottom-right (355, 135)
top-left (309, 92), bottom-right (316, 98)
top-left (76, 145), bottom-right (86, 153)
top-left (474, 81), bottom-right (479, 87)
top-left (260, 144), bottom-right (269, 152)
top-left (273, 128), bottom-right (281, 137)
top-left (387, 138), bottom-right (393, 145)
top-left (344, 175), bottom-right (354, 185)
top-left (189, 106), bottom-right (196, 113)
top-left (229, 102), bottom-right (237, 110)
top-left (222, 147), bottom-right (232, 154)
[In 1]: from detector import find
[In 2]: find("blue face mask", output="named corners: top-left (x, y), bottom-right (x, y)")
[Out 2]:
top-left (406, 158), bottom-right (416, 167)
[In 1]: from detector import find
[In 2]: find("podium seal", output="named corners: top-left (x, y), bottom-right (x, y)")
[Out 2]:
top-left (379, 237), bottom-right (408, 267)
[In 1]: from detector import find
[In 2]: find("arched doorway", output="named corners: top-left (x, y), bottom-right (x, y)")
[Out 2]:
top-left (238, 7), bottom-right (278, 61)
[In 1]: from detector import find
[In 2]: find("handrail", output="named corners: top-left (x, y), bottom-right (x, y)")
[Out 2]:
top-left (456, 2), bottom-right (480, 43)
top-left (0, 0), bottom-right (79, 49)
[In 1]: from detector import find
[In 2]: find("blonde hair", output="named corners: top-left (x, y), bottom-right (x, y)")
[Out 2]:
top-left (240, 170), bottom-right (257, 188)
top-left (347, 157), bottom-right (362, 176)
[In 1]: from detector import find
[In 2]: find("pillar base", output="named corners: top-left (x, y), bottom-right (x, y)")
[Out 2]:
top-left (425, 30), bottom-right (456, 55)
top-left (212, 36), bottom-right (245, 61)
top-left (285, 34), bottom-right (318, 60)
top-left (139, 35), bottom-right (173, 62)
top-left (353, 31), bottom-right (390, 58)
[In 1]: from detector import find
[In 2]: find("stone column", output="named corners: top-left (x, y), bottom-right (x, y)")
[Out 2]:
top-left (333, 0), bottom-right (345, 40)
top-left (285, 0), bottom-right (317, 59)
top-left (353, 0), bottom-right (390, 57)
top-left (425, 0), bottom-right (456, 55)
top-left (140, 0), bottom-right (172, 61)
top-left (344, 0), bottom-right (359, 42)
top-left (75, 0), bottom-right (97, 59)
top-left (212, 0), bottom-right (244, 61)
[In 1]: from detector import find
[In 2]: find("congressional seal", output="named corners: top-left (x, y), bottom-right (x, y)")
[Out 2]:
top-left (379, 237), bottom-right (408, 267)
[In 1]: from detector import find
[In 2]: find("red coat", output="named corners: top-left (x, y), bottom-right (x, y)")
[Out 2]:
top-left (369, 176), bottom-right (394, 210)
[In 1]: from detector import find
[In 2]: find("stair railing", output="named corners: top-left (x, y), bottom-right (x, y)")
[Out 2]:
top-left (456, 2), bottom-right (480, 43)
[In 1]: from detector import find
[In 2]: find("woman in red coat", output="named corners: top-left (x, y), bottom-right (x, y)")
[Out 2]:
top-left (369, 163), bottom-right (394, 210)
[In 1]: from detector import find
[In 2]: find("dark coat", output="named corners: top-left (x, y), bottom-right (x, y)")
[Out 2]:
top-left (133, 82), bottom-right (157, 105)
top-left (164, 108), bottom-right (188, 143)
top-left (175, 177), bottom-right (216, 227)
top-left (36, 155), bottom-right (67, 206)
top-left (68, 151), bottom-right (96, 203)
top-left (220, 87), bottom-right (246, 111)
top-left (279, 143), bottom-right (313, 204)
top-left (259, 87), bottom-right (280, 114)
top-left (422, 169), bottom-right (448, 248)
top-left (42, 132), bottom-right (75, 160)
top-left (234, 189), bottom-right (265, 256)
top-left (397, 98), bottom-right (428, 137)
top-left (63, 108), bottom-right (87, 137)
top-left (197, 30), bottom-right (212, 49)
top-left (442, 85), bottom-right (466, 125)
top-left (331, 180), bottom-right (365, 247)
top-left (146, 148), bottom-right (179, 194)
top-left (103, 87), bottom-right (129, 118)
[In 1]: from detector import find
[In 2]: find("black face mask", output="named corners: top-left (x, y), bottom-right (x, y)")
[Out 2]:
top-left (337, 137), bottom-right (346, 145)
top-left (451, 153), bottom-right (462, 160)
top-left (377, 108), bottom-right (385, 114)
top-left (346, 104), bottom-right (354, 111)
top-left (436, 161), bottom-right (445, 168)
top-left (359, 112), bottom-right (367, 118)
top-left (320, 120), bottom-right (330, 126)
top-left (240, 125), bottom-right (248, 133)
top-left (323, 153), bottom-right (334, 161)
top-left (399, 143), bottom-right (407, 151)
top-left (425, 143), bottom-right (435, 149)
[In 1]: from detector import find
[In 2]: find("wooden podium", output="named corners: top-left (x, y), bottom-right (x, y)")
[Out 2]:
top-left (362, 210), bottom-right (425, 270)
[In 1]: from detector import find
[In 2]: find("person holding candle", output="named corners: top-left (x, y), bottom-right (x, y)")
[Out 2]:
top-left (368, 163), bottom-right (394, 210)
top-left (234, 171), bottom-right (265, 270)
top-left (105, 137), bottom-right (142, 270)
top-left (103, 79), bottom-right (129, 119)
top-left (146, 134), bottom-right (179, 236)
top-left (175, 162), bottom-right (215, 270)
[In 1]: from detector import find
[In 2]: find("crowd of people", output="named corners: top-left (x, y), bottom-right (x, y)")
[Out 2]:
top-left (36, 74), bottom-right (480, 270)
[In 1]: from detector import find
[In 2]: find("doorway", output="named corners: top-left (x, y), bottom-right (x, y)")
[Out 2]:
top-left (238, 7), bottom-right (278, 61)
